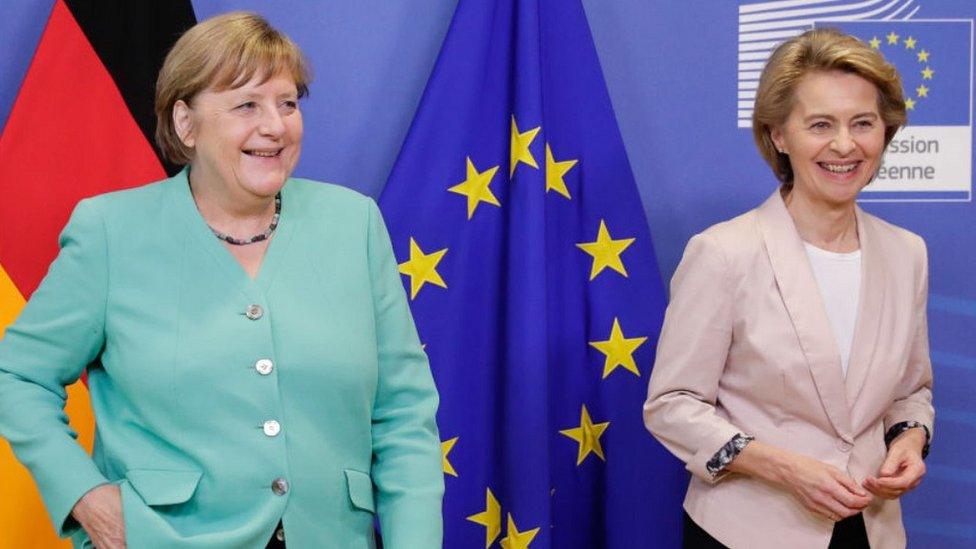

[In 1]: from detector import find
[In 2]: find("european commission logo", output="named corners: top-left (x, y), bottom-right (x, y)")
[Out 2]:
top-left (737, 1), bottom-right (974, 202)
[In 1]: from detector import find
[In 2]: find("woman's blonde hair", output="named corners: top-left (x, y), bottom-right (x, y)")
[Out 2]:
top-left (752, 28), bottom-right (906, 188)
top-left (154, 12), bottom-right (311, 164)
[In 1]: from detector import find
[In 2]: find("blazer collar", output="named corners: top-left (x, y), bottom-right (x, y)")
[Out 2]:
top-left (756, 189), bottom-right (886, 441)
top-left (160, 167), bottom-right (303, 297)
top-left (844, 203), bottom-right (886, 409)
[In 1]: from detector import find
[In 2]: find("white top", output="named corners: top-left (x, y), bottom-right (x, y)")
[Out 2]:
top-left (804, 242), bottom-right (862, 377)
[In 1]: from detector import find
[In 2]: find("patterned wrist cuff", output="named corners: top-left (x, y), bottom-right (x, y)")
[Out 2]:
top-left (885, 421), bottom-right (931, 459)
top-left (706, 433), bottom-right (755, 477)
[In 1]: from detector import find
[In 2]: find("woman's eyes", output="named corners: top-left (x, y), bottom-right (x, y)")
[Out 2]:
top-left (808, 120), bottom-right (875, 131)
top-left (234, 100), bottom-right (298, 112)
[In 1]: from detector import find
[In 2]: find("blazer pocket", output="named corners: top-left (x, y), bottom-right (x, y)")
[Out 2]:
top-left (124, 469), bottom-right (202, 506)
top-left (70, 528), bottom-right (94, 549)
top-left (344, 469), bottom-right (376, 513)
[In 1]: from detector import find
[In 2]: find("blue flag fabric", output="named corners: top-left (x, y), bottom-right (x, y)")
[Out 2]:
top-left (379, 0), bottom-right (686, 547)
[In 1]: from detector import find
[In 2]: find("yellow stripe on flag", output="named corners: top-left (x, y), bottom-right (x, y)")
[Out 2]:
top-left (0, 263), bottom-right (25, 338)
top-left (0, 263), bottom-right (96, 548)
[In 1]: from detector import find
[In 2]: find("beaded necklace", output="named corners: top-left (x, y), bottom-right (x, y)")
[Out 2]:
top-left (208, 193), bottom-right (281, 246)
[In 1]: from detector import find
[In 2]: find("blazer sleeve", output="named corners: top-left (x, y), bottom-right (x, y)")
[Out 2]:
top-left (644, 232), bottom-right (743, 482)
top-left (0, 199), bottom-right (110, 537)
top-left (883, 235), bottom-right (934, 437)
top-left (364, 199), bottom-right (444, 548)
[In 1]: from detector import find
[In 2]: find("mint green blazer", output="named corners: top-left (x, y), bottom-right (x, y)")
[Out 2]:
top-left (0, 170), bottom-right (443, 548)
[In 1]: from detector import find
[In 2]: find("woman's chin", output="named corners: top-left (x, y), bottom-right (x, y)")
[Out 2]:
top-left (242, 174), bottom-right (289, 197)
top-left (799, 176), bottom-right (867, 208)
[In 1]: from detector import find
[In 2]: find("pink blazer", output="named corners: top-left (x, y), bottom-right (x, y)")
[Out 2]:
top-left (644, 190), bottom-right (934, 549)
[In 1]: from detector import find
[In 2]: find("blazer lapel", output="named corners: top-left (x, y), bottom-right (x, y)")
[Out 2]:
top-left (844, 207), bottom-right (886, 405)
top-left (162, 169), bottom-right (257, 303)
top-left (756, 190), bottom-right (853, 441)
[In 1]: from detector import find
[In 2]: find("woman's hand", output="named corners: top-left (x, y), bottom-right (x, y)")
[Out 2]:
top-left (727, 441), bottom-right (870, 522)
top-left (863, 428), bottom-right (927, 499)
top-left (780, 452), bottom-right (871, 521)
top-left (71, 484), bottom-right (126, 548)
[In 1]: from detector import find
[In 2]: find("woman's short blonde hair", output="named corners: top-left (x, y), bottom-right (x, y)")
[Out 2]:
top-left (752, 28), bottom-right (906, 187)
top-left (154, 12), bottom-right (311, 164)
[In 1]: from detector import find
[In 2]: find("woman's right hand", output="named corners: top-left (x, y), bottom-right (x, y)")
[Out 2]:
top-left (71, 484), bottom-right (126, 548)
top-left (728, 441), bottom-right (870, 522)
top-left (780, 452), bottom-right (871, 521)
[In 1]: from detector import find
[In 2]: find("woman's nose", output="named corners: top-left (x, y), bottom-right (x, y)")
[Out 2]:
top-left (830, 129), bottom-right (856, 155)
top-left (258, 107), bottom-right (286, 137)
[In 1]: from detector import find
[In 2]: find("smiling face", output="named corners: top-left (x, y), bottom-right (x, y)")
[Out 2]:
top-left (175, 73), bottom-right (303, 202)
top-left (770, 70), bottom-right (887, 208)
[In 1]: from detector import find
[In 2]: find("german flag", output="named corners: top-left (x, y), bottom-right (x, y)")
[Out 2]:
top-left (0, 2), bottom-right (194, 546)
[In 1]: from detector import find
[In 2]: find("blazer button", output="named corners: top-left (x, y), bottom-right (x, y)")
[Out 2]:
top-left (245, 304), bottom-right (264, 320)
top-left (836, 439), bottom-right (853, 452)
top-left (255, 358), bottom-right (274, 375)
top-left (263, 420), bottom-right (281, 437)
top-left (271, 477), bottom-right (289, 495)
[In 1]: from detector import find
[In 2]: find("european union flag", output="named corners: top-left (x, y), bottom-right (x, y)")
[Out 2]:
top-left (379, 0), bottom-right (686, 546)
top-left (816, 20), bottom-right (972, 126)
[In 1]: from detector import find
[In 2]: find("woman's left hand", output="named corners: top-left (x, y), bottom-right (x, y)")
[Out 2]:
top-left (863, 428), bottom-right (927, 499)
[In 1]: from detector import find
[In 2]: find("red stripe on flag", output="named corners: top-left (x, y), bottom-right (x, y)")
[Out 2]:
top-left (0, 0), bottom-right (165, 298)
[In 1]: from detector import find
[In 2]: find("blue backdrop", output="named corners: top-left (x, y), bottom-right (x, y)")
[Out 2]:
top-left (1, 0), bottom-right (973, 546)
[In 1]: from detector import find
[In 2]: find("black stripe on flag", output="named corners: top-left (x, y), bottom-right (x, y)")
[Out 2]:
top-left (64, 0), bottom-right (197, 176)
